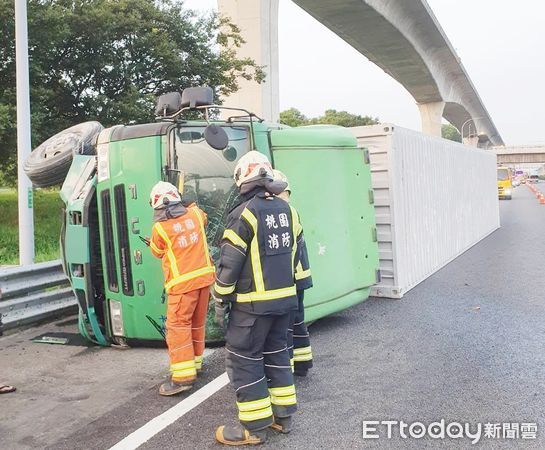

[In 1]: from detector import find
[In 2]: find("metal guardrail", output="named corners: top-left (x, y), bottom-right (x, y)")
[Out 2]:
top-left (0, 260), bottom-right (77, 333)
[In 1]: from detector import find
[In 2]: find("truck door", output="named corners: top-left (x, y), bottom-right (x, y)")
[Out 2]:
top-left (98, 129), bottom-right (167, 342)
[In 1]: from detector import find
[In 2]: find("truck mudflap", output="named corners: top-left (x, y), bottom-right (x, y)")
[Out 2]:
top-left (60, 155), bottom-right (109, 346)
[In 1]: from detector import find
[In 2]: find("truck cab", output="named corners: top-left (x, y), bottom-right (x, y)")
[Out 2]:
top-left (58, 88), bottom-right (379, 346)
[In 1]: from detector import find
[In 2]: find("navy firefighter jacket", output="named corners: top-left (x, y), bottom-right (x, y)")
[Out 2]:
top-left (213, 189), bottom-right (303, 315)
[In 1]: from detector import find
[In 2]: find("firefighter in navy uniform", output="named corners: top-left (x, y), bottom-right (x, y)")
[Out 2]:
top-left (273, 170), bottom-right (314, 377)
top-left (292, 245), bottom-right (314, 375)
top-left (213, 151), bottom-right (303, 446)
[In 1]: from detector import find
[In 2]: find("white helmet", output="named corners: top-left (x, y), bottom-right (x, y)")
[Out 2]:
top-left (149, 181), bottom-right (182, 209)
top-left (233, 151), bottom-right (274, 187)
top-left (272, 169), bottom-right (291, 193)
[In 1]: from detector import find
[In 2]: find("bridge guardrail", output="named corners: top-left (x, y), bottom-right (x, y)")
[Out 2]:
top-left (0, 260), bottom-right (77, 334)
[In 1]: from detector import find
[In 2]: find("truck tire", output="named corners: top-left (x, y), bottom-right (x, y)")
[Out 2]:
top-left (24, 121), bottom-right (103, 188)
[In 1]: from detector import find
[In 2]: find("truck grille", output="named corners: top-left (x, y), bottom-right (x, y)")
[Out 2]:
top-left (114, 184), bottom-right (134, 296)
top-left (100, 190), bottom-right (118, 292)
top-left (88, 189), bottom-right (106, 324)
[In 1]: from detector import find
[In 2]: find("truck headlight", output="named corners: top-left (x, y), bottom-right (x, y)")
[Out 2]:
top-left (109, 299), bottom-right (124, 336)
top-left (97, 143), bottom-right (109, 182)
top-left (504, 188), bottom-right (512, 196)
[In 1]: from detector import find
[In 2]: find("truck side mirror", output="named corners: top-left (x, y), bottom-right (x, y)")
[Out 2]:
top-left (181, 86), bottom-right (214, 109)
top-left (204, 124), bottom-right (228, 150)
top-left (155, 92), bottom-right (182, 117)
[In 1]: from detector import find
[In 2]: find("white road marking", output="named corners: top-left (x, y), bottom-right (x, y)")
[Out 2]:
top-left (109, 372), bottom-right (229, 450)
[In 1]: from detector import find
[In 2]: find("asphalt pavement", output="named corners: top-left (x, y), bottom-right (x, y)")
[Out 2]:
top-left (2, 185), bottom-right (545, 449)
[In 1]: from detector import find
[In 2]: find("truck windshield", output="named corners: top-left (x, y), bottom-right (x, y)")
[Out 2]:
top-left (497, 169), bottom-right (509, 181)
top-left (172, 125), bottom-right (250, 260)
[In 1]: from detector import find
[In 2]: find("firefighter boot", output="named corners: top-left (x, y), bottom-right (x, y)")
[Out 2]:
top-left (159, 378), bottom-right (193, 396)
top-left (215, 425), bottom-right (268, 446)
top-left (270, 416), bottom-right (293, 434)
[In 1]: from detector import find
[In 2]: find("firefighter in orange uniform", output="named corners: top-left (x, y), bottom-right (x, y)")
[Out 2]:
top-left (148, 181), bottom-right (215, 396)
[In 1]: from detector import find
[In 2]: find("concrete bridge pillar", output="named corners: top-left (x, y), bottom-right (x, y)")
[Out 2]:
top-left (217, 0), bottom-right (279, 122)
top-left (417, 101), bottom-right (445, 137)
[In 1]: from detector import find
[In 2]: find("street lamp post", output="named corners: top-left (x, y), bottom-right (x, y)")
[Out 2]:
top-left (461, 119), bottom-right (470, 140)
top-left (461, 117), bottom-right (485, 145)
top-left (15, 0), bottom-right (35, 265)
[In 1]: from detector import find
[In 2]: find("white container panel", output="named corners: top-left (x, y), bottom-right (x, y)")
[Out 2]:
top-left (351, 124), bottom-right (500, 298)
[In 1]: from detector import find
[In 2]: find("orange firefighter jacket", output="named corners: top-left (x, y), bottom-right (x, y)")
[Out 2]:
top-left (150, 205), bottom-right (215, 294)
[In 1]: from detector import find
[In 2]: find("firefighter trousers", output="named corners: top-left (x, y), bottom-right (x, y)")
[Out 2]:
top-left (166, 286), bottom-right (210, 382)
top-left (225, 309), bottom-right (297, 432)
top-left (287, 290), bottom-right (313, 372)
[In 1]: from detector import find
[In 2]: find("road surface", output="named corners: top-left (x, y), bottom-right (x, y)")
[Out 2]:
top-left (1, 185), bottom-right (544, 449)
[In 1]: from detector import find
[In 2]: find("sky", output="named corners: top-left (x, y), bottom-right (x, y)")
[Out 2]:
top-left (184, 0), bottom-right (545, 145)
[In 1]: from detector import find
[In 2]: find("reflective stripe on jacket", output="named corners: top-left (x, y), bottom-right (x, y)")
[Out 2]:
top-left (294, 236), bottom-right (312, 291)
top-left (273, 194), bottom-right (312, 291)
top-left (150, 205), bottom-right (215, 294)
top-left (213, 191), bottom-right (302, 315)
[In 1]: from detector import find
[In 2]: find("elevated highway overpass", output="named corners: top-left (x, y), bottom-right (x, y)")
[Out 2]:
top-left (492, 145), bottom-right (545, 166)
top-left (218, 0), bottom-right (504, 146)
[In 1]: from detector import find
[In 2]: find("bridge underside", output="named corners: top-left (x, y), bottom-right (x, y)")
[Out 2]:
top-left (291, 0), bottom-right (503, 146)
top-left (293, 0), bottom-right (441, 102)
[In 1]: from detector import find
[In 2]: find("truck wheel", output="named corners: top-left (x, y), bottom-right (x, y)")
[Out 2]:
top-left (24, 121), bottom-right (103, 188)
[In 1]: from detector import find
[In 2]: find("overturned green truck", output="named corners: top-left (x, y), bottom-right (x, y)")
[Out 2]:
top-left (25, 88), bottom-right (379, 346)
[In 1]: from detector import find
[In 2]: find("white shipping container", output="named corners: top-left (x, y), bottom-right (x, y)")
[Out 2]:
top-left (351, 124), bottom-right (500, 298)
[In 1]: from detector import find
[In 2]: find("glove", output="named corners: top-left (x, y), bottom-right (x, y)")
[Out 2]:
top-left (214, 299), bottom-right (230, 329)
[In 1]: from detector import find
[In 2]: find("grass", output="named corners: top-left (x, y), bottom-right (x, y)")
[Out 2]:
top-left (0, 189), bottom-right (64, 265)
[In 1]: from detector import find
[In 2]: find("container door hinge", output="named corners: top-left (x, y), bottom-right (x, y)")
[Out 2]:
top-left (363, 149), bottom-right (370, 164)
top-left (128, 184), bottom-right (137, 199)
top-left (134, 249), bottom-right (142, 265)
top-left (371, 227), bottom-right (378, 242)
top-left (375, 269), bottom-right (381, 283)
top-left (368, 188), bottom-right (375, 204)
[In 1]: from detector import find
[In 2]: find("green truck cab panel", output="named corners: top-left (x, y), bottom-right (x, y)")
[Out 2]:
top-left (60, 154), bottom-right (108, 345)
top-left (270, 126), bottom-right (379, 321)
top-left (97, 134), bottom-right (167, 342)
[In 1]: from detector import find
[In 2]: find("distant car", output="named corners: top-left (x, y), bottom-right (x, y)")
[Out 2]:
top-left (528, 175), bottom-right (539, 183)
top-left (513, 179), bottom-right (520, 187)
top-left (521, 178), bottom-right (526, 184)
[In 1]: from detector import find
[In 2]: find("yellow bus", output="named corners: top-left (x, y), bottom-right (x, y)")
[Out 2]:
top-left (497, 166), bottom-right (513, 200)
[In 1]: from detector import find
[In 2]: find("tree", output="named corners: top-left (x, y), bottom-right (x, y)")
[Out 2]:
top-left (442, 124), bottom-right (462, 142)
top-left (311, 109), bottom-right (379, 127)
top-left (279, 107), bottom-right (378, 128)
top-left (279, 108), bottom-right (308, 127)
top-left (0, 0), bottom-right (264, 185)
